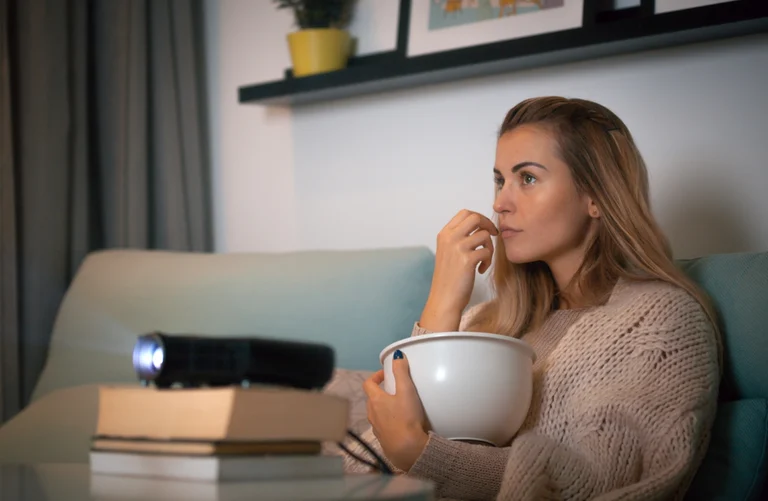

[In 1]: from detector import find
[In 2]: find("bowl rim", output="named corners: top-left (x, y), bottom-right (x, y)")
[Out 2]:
top-left (379, 331), bottom-right (537, 364)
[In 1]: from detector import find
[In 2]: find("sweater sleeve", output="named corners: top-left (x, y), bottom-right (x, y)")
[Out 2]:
top-left (407, 290), bottom-right (720, 501)
top-left (497, 409), bottom-right (710, 501)
top-left (408, 433), bottom-right (510, 499)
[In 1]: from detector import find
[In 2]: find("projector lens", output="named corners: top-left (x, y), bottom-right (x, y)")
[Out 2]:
top-left (152, 346), bottom-right (164, 369)
top-left (133, 333), bottom-right (165, 381)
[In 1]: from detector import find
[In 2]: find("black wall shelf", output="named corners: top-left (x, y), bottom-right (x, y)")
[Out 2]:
top-left (238, 0), bottom-right (768, 107)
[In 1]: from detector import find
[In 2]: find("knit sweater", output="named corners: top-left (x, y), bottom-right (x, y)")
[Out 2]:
top-left (341, 278), bottom-right (721, 501)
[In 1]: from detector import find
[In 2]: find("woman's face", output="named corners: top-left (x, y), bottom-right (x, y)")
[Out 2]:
top-left (493, 125), bottom-right (598, 266)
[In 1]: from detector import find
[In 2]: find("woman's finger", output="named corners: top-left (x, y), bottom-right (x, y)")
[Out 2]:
top-left (475, 232), bottom-right (495, 274)
top-left (464, 229), bottom-right (492, 251)
top-left (369, 370), bottom-right (385, 385)
top-left (473, 247), bottom-right (494, 274)
top-left (392, 353), bottom-right (416, 395)
top-left (444, 209), bottom-right (473, 230)
top-left (456, 212), bottom-right (498, 238)
top-left (363, 371), bottom-right (386, 398)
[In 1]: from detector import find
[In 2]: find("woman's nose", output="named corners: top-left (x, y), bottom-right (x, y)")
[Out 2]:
top-left (493, 189), bottom-right (514, 214)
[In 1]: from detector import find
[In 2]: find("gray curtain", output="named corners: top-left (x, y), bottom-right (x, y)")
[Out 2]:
top-left (0, 0), bottom-right (19, 424)
top-left (0, 0), bottom-right (212, 422)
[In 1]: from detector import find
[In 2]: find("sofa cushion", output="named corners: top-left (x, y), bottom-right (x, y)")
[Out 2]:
top-left (686, 398), bottom-right (768, 501)
top-left (678, 252), bottom-right (768, 401)
top-left (0, 385), bottom-right (99, 464)
top-left (31, 247), bottom-right (434, 402)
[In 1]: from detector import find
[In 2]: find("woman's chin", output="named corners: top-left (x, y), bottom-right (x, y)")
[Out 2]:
top-left (504, 251), bottom-right (539, 265)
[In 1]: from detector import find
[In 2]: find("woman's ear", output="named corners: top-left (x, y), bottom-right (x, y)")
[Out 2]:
top-left (587, 199), bottom-right (600, 219)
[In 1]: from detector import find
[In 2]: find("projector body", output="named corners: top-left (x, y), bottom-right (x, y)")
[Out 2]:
top-left (132, 332), bottom-right (335, 390)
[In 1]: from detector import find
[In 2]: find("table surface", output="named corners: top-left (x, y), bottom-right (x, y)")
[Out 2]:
top-left (0, 463), bottom-right (435, 501)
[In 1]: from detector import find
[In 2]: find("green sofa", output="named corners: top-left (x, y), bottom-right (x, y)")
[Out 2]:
top-left (0, 247), bottom-right (764, 499)
top-left (0, 247), bottom-right (436, 466)
top-left (680, 252), bottom-right (768, 501)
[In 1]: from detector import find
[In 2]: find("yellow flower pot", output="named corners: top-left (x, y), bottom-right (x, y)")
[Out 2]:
top-left (287, 28), bottom-right (351, 78)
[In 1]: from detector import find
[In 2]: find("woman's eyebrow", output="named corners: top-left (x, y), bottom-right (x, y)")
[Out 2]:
top-left (512, 161), bottom-right (548, 173)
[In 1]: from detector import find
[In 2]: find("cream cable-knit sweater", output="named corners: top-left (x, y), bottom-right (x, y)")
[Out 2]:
top-left (341, 278), bottom-right (720, 501)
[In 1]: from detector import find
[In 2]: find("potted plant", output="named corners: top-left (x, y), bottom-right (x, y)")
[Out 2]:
top-left (273, 0), bottom-right (357, 78)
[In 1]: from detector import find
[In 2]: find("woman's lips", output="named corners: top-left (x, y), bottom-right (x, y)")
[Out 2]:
top-left (500, 228), bottom-right (522, 238)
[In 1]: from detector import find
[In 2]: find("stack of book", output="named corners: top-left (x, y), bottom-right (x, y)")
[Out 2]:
top-left (89, 385), bottom-right (349, 482)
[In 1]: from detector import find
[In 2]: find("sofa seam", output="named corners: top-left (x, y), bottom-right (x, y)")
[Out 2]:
top-left (744, 399), bottom-right (768, 500)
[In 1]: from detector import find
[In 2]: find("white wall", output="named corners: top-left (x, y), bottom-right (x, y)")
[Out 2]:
top-left (204, 0), bottom-right (402, 253)
top-left (205, 1), bottom-right (768, 268)
top-left (205, 0), bottom-right (296, 253)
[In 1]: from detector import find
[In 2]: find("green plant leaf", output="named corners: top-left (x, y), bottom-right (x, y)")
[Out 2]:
top-left (272, 0), bottom-right (356, 30)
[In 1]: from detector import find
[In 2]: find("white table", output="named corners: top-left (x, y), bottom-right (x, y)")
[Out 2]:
top-left (0, 463), bottom-right (435, 500)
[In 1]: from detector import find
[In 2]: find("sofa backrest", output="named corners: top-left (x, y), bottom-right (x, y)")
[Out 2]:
top-left (678, 251), bottom-right (768, 401)
top-left (30, 247), bottom-right (435, 402)
top-left (680, 251), bottom-right (768, 500)
top-left (33, 248), bottom-right (767, 402)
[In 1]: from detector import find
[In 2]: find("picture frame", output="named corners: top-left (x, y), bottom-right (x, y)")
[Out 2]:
top-left (404, 0), bottom-right (586, 58)
top-left (654, 0), bottom-right (739, 14)
top-left (240, 0), bottom-right (766, 106)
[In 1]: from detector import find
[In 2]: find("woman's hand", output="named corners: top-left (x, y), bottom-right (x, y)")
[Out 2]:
top-left (363, 351), bottom-right (429, 472)
top-left (420, 209), bottom-right (498, 332)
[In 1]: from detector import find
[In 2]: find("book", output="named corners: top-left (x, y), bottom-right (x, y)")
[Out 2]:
top-left (89, 470), bottom-right (404, 501)
top-left (90, 474), bottom-right (239, 501)
top-left (89, 450), bottom-right (343, 482)
top-left (91, 437), bottom-right (323, 456)
top-left (96, 385), bottom-right (349, 442)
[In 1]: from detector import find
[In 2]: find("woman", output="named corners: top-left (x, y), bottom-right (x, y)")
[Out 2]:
top-left (341, 96), bottom-right (721, 501)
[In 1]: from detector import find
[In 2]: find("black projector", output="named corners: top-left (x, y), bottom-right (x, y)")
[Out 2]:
top-left (132, 332), bottom-right (335, 390)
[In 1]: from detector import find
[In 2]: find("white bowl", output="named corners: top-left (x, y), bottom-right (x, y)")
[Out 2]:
top-left (379, 332), bottom-right (536, 446)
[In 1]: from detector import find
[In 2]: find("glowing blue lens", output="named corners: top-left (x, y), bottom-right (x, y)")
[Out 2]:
top-left (152, 346), bottom-right (164, 369)
top-left (132, 333), bottom-right (165, 381)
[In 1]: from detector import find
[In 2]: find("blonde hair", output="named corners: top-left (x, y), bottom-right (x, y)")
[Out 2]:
top-left (468, 96), bottom-right (718, 340)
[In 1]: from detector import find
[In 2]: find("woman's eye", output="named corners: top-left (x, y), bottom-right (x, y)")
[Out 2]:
top-left (521, 173), bottom-right (536, 185)
top-left (494, 177), bottom-right (504, 188)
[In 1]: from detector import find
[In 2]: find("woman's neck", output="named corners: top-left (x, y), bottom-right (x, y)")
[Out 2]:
top-left (556, 293), bottom-right (588, 311)
top-left (547, 226), bottom-right (599, 310)
top-left (548, 255), bottom-right (586, 309)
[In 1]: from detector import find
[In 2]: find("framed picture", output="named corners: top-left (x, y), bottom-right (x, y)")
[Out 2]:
top-left (655, 0), bottom-right (739, 14)
top-left (406, 0), bottom-right (585, 58)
